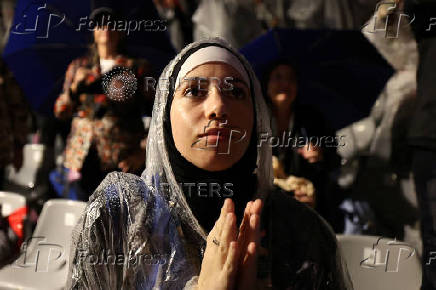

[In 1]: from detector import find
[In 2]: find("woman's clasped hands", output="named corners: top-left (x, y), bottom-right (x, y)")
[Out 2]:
top-left (198, 198), bottom-right (263, 290)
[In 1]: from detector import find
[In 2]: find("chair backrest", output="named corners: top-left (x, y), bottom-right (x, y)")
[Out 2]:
top-left (27, 199), bottom-right (86, 253)
top-left (5, 144), bottom-right (45, 188)
top-left (0, 191), bottom-right (26, 216)
top-left (337, 235), bottom-right (421, 290)
top-left (23, 144), bottom-right (45, 169)
top-left (0, 199), bottom-right (86, 290)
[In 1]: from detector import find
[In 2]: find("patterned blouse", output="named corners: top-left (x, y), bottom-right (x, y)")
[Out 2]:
top-left (54, 54), bottom-right (152, 171)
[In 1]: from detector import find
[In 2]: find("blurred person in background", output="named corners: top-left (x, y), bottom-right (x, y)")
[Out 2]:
top-left (264, 60), bottom-right (345, 232)
top-left (0, 58), bottom-right (29, 190)
top-left (0, 0), bottom-right (15, 47)
top-left (154, 0), bottom-right (197, 51)
top-left (1, 0), bottom-right (25, 189)
top-left (337, 0), bottom-right (419, 240)
top-left (255, 0), bottom-right (379, 30)
top-left (404, 0), bottom-right (436, 288)
top-left (54, 9), bottom-right (152, 200)
top-left (192, 0), bottom-right (263, 49)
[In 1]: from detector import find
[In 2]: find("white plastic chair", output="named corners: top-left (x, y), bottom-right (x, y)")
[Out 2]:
top-left (337, 235), bottom-right (421, 290)
top-left (0, 199), bottom-right (86, 290)
top-left (5, 144), bottom-right (45, 189)
top-left (0, 191), bottom-right (26, 217)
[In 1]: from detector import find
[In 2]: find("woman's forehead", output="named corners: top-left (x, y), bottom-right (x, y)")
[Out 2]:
top-left (183, 62), bottom-right (245, 80)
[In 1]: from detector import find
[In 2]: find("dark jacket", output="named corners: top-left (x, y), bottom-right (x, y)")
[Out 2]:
top-left (405, 0), bottom-right (436, 150)
top-left (272, 105), bottom-right (344, 232)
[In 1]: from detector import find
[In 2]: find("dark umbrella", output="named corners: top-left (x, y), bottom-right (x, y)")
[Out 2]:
top-left (240, 28), bottom-right (394, 130)
top-left (2, 0), bottom-right (174, 114)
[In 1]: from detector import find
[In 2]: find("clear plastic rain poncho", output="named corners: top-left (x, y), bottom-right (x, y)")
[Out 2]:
top-left (67, 38), bottom-right (352, 289)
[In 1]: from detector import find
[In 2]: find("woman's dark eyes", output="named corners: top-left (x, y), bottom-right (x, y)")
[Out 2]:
top-left (227, 87), bottom-right (246, 99)
top-left (184, 87), bottom-right (205, 98)
top-left (183, 86), bottom-right (246, 99)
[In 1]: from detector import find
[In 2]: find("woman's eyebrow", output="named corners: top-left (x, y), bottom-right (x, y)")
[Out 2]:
top-left (177, 76), bottom-right (249, 90)
top-left (176, 76), bottom-right (207, 90)
top-left (180, 76), bottom-right (205, 84)
top-left (227, 77), bottom-right (249, 89)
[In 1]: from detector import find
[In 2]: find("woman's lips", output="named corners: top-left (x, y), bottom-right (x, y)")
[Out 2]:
top-left (199, 128), bottom-right (230, 143)
top-left (194, 128), bottom-right (232, 147)
top-left (192, 126), bottom-right (246, 152)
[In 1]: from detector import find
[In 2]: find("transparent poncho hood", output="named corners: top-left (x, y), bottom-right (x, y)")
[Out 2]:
top-left (141, 38), bottom-right (274, 239)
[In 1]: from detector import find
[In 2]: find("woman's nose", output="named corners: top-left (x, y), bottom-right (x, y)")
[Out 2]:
top-left (204, 86), bottom-right (228, 120)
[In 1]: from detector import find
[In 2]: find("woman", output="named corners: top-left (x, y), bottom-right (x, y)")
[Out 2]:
top-left (264, 60), bottom-right (345, 232)
top-left (0, 57), bottom-right (28, 189)
top-left (54, 11), bottom-right (152, 199)
top-left (67, 39), bottom-right (351, 289)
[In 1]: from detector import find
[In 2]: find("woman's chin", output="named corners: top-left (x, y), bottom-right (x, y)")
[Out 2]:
top-left (191, 153), bottom-right (239, 172)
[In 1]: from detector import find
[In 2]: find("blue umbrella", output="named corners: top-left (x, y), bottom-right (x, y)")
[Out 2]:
top-left (240, 28), bottom-right (395, 130)
top-left (2, 0), bottom-right (175, 114)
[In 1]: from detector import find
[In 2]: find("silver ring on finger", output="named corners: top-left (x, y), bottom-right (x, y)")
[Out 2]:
top-left (212, 237), bottom-right (220, 246)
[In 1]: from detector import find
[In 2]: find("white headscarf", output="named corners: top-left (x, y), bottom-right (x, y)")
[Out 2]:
top-left (175, 46), bottom-right (251, 87)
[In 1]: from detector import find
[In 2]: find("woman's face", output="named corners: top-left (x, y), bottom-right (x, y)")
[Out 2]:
top-left (170, 62), bottom-right (254, 172)
top-left (267, 64), bottom-right (297, 106)
top-left (93, 26), bottom-right (121, 48)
